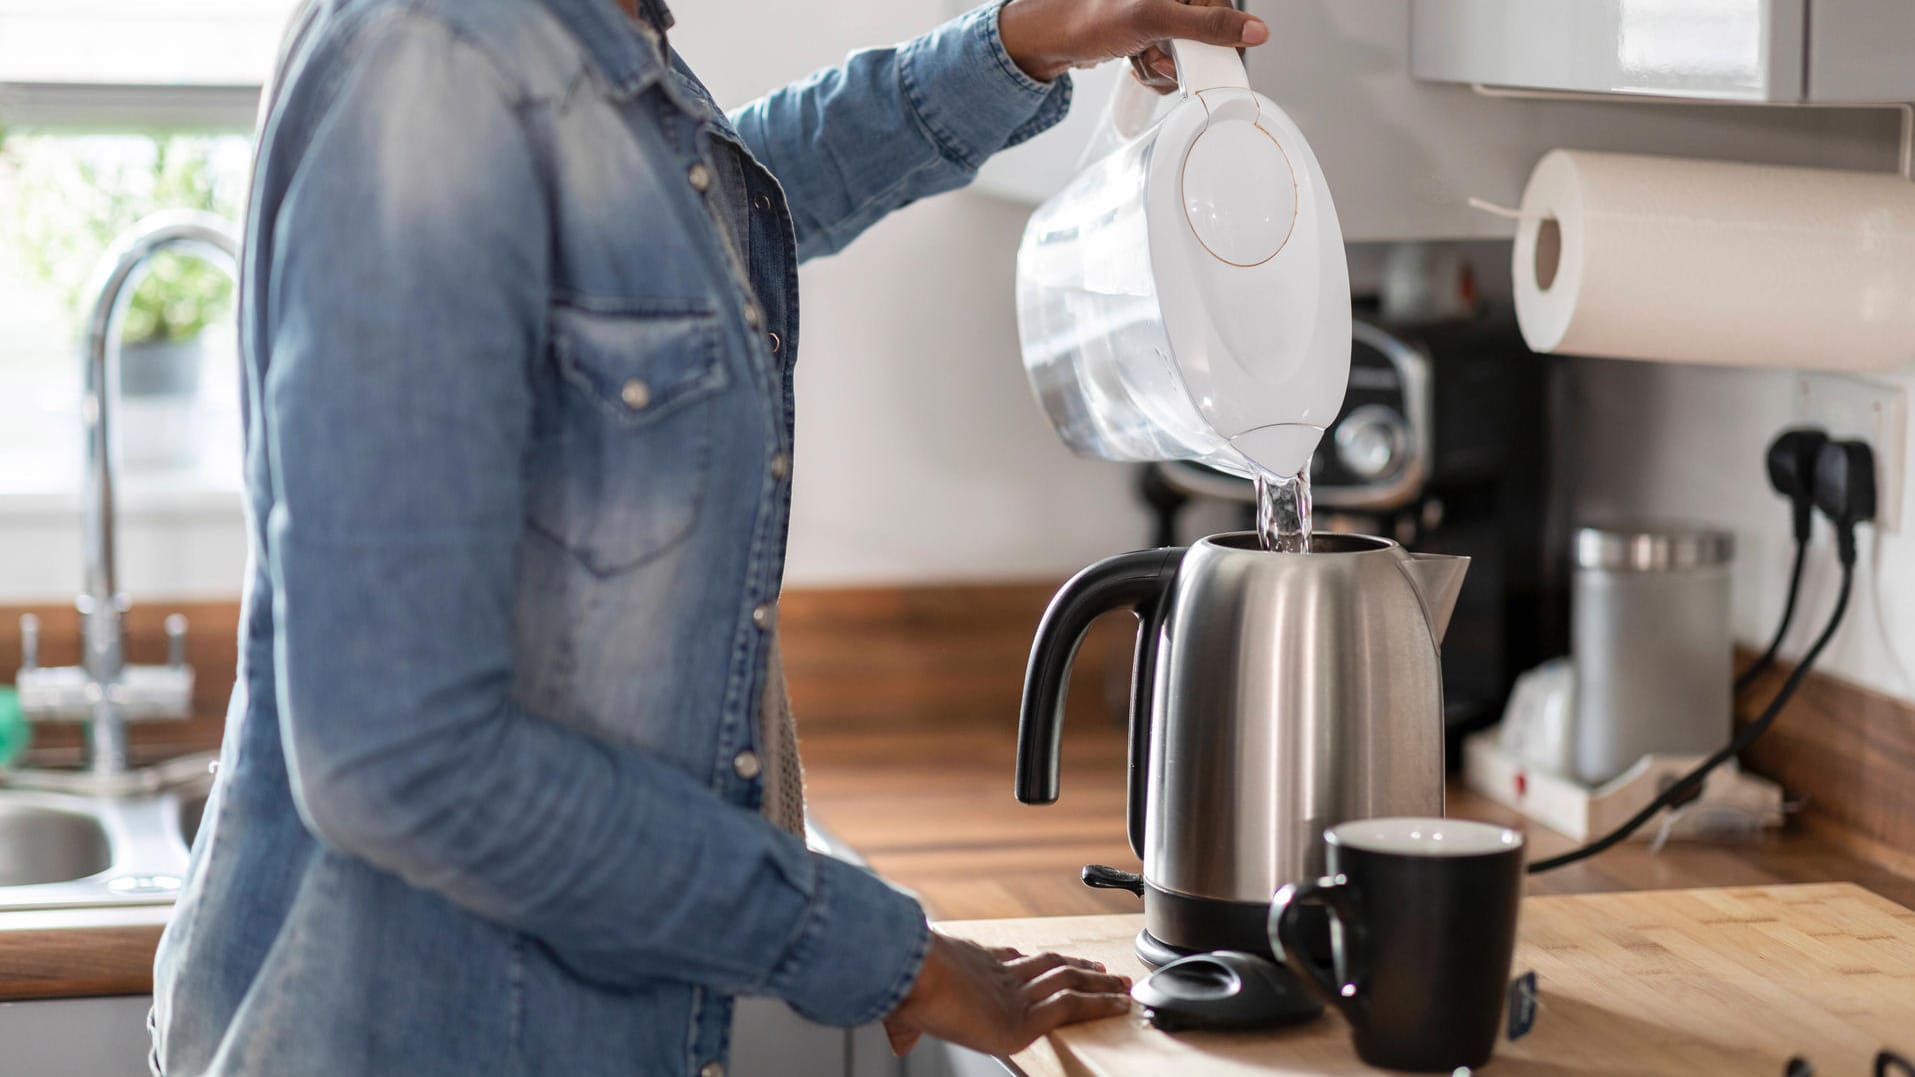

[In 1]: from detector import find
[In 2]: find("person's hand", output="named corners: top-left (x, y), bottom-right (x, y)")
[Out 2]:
top-left (997, 0), bottom-right (1269, 93)
top-left (882, 933), bottom-right (1134, 1057)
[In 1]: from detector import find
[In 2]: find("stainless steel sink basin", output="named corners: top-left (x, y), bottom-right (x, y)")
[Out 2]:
top-left (0, 757), bottom-right (215, 911)
top-left (0, 804), bottom-right (113, 886)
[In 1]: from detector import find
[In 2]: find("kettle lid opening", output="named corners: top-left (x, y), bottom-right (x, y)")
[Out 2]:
top-left (1202, 532), bottom-right (1396, 555)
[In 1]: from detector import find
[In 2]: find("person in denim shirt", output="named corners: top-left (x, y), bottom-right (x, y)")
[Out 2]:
top-left (150, 1), bottom-right (1268, 1074)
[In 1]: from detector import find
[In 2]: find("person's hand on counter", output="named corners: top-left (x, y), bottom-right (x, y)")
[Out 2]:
top-left (997, 0), bottom-right (1268, 92)
top-left (883, 933), bottom-right (1134, 1056)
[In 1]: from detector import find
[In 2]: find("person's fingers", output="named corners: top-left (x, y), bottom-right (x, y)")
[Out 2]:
top-left (986, 946), bottom-right (1025, 961)
top-left (1137, 0), bottom-right (1268, 47)
top-left (1028, 988), bottom-right (1134, 1035)
top-left (1006, 951), bottom-right (1110, 977)
top-left (1021, 965), bottom-right (1134, 1001)
top-left (1140, 45), bottom-right (1176, 81)
top-left (1057, 955), bottom-right (1109, 973)
top-left (1005, 951), bottom-right (1071, 978)
top-left (1129, 54), bottom-right (1177, 93)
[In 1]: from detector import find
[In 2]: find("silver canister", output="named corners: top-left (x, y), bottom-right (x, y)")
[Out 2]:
top-left (1571, 525), bottom-right (1735, 786)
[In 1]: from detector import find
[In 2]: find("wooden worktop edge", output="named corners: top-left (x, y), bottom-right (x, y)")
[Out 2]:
top-left (0, 906), bottom-right (170, 1001)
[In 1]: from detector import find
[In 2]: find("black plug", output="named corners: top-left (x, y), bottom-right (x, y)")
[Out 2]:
top-left (1813, 439), bottom-right (1876, 565)
top-left (1767, 428), bottom-right (1830, 542)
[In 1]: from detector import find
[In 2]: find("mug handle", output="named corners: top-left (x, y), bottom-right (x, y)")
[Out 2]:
top-left (1270, 874), bottom-right (1366, 1022)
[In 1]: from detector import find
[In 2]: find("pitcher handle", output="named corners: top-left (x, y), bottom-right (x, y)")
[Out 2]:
top-left (1106, 40), bottom-right (1249, 141)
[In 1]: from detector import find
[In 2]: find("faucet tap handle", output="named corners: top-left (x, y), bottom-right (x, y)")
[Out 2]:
top-left (165, 613), bottom-right (189, 669)
top-left (19, 614), bottom-right (39, 670)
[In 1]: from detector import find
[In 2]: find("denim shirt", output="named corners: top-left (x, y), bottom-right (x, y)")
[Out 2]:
top-left (149, 2), bottom-right (1068, 1074)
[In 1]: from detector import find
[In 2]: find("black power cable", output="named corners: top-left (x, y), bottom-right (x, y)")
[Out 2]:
top-left (1736, 429), bottom-right (1830, 695)
top-left (1733, 537), bottom-right (1807, 696)
top-left (1530, 438), bottom-right (1874, 875)
top-left (1528, 563), bottom-right (1852, 874)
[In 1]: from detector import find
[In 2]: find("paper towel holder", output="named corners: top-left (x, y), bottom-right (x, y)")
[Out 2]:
top-left (1468, 84), bottom-right (1915, 182)
top-left (1466, 197), bottom-right (1563, 291)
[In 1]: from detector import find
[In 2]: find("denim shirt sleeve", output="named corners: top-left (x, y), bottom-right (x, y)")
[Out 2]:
top-left (730, 0), bottom-right (1072, 261)
top-left (261, 12), bottom-right (926, 1028)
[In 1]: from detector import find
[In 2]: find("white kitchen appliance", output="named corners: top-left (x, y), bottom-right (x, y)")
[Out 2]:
top-left (1014, 41), bottom-right (1351, 479)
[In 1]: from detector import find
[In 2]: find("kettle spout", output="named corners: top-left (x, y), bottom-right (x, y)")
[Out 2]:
top-left (1403, 553), bottom-right (1470, 643)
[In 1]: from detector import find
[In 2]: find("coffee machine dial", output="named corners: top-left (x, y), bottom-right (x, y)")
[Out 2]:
top-left (1311, 323), bottom-right (1430, 512)
top-left (1333, 404), bottom-right (1411, 482)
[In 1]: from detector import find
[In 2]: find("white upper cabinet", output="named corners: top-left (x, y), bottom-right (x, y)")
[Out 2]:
top-left (1411, 0), bottom-right (1915, 103)
top-left (0, 0), bottom-right (301, 127)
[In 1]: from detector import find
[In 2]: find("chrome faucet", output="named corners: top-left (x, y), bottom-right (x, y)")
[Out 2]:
top-left (14, 211), bottom-right (241, 787)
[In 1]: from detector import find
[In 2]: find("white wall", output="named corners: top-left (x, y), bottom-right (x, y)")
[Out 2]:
top-left (13, 0), bottom-right (1911, 603)
top-left (1573, 359), bottom-right (1915, 705)
top-left (634, 1), bottom-right (1155, 585)
top-left (0, 1), bottom-right (1157, 605)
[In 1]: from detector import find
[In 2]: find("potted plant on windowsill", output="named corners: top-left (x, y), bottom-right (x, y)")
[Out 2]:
top-left (108, 246), bottom-right (233, 469)
top-left (1, 132), bottom-right (240, 470)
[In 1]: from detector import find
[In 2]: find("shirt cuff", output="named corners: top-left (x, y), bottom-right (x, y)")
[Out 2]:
top-left (899, 0), bottom-right (1074, 172)
top-left (764, 851), bottom-right (932, 1028)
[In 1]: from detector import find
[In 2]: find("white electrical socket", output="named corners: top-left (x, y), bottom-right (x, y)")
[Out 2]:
top-left (1794, 374), bottom-right (1907, 533)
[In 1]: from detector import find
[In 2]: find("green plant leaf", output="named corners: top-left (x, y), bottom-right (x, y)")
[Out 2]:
top-left (3, 132), bottom-right (243, 344)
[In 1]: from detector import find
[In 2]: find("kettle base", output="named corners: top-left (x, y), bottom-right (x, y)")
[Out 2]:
top-left (1135, 928), bottom-right (1197, 970)
top-left (1143, 883), bottom-right (1281, 963)
top-left (1141, 883), bottom-right (1333, 970)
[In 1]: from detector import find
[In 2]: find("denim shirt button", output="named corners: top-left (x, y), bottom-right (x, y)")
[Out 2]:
top-left (769, 453), bottom-right (790, 480)
top-left (743, 301), bottom-right (763, 331)
top-left (698, 1064), bottom-right (724, 1077)
top-left (619, 379), bottom-right (652, 410)
top-left (750, 603), bottom-right (773, 629)
top-left (767, 330), bottom-right (781, 353)
top-left (752, 193), bottom-right (772, 211)
top-left (732, 750), bottom-right (761, 781)
top-left (687, 162), bottom-right (713, 193)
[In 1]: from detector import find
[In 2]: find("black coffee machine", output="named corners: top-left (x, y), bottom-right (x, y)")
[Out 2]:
top-left (1139, 310), bottom-right (1573, 754)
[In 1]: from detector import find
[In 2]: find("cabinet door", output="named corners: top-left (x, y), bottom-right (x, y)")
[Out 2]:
top-left (0, 995), bottom-right (154, 1077)
top-left (1807, 0), bottom-right (1915, 101)
top-left (1411, 0), bottom-right (1804, 102)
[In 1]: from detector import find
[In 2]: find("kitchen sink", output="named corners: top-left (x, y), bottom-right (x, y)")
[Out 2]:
top-left (0, 758), bottom-right (215, 911)
top-left (0, 757), bottom-right (837, 913)
top-left (0, 805), bottom-right (113, 886)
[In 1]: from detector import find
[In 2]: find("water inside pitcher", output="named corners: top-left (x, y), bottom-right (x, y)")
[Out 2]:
top-left (1013, 41), bottom-right (1352, 487)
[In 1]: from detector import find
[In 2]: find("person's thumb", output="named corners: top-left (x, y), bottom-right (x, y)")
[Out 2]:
top-left (1142, 1), bottom-right (1268, 47)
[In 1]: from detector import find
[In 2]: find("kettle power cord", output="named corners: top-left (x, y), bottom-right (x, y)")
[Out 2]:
top-left (1528, 438), bottom-right (1873, 875)
top-left (1735, 537), bottom-right (1807, 696)
top-left (1736, 428), bottom-right (1829, 696)
top-left (1526, 565), bottom-right (1851, 874)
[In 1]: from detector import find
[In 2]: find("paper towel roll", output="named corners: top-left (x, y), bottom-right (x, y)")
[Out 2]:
top-left (1512, 150), bottom-right (1915, 371)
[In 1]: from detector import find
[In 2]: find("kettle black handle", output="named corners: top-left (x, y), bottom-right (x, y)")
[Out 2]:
top-left (1081, 864), bottom-right (1146, 896)
top-left (1016, 547), bottom-right (1184, 860)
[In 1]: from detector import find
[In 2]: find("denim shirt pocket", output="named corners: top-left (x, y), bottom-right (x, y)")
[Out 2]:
top-left (527, 298), bottom-right (730, 575)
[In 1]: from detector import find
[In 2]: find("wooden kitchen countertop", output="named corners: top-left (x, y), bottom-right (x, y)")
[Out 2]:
top-left (800, 716), bottom-right (1915, 919)
top-left (941, 882), bottom-right (1915, 1077)
top-left (0, 905), bottom-right (170, 1001)
top-left (1, 710), bottom-right (1911, 1003)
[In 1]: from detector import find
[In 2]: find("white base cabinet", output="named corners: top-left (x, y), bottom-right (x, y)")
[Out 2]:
top-left (0, 996), bottom-right (154, 1077)
top-left (0, 994), bottom-right (1007, 1077)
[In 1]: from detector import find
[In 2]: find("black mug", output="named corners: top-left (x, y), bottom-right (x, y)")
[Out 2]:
top-left (1269, 817), bottom-right (1524, 1073)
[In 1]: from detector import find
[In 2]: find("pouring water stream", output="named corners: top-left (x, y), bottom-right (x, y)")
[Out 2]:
top-left (1253, 466), bottom-right (1313, 553)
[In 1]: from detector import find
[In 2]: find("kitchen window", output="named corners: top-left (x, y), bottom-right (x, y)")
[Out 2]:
top-left (0, 1), bottom-right (290, 599)
top-left (0, 2), bottom-right (291, 499)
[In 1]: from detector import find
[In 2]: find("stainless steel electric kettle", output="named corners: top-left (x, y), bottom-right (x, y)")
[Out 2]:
top-left (1015, 533), bottom-right (1468, 966)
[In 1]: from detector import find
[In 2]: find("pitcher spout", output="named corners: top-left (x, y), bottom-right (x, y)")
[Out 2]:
top-left (1402, 552), bottom-right (1470, 643)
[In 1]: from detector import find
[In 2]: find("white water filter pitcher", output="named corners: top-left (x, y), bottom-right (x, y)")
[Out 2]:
top-left (1015, 41), bottom-right (1350, 478)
